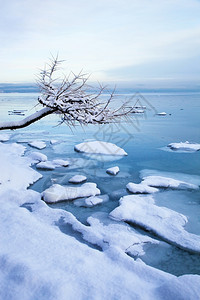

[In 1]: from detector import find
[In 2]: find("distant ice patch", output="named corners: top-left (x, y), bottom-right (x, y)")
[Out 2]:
top-left (168, 141), bottom-right (200, 152)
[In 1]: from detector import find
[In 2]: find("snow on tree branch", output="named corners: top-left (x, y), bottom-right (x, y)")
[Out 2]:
top-left (0, 56), bottom-right (133, 131)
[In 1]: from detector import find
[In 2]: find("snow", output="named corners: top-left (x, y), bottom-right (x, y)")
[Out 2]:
top-left (52, 159), bottom-right (69, 167)
top-left (27, 151), bottom-right (47, 163)
top-left (168, 141), bottom-right (200, 151)
top-left (110, 195), bottom-right (200, 253)
top-left (42, 182), bottom-right (101, 203)
top-left (28, 140), bottom-right (46, 149)
top-left (156, 112), bottom-right (167, 116)
top-left (1, 142), bottom-right (200, 299)
top-left (74, 194), bottom-right (109, 207)
top-left (69, 175), bottom-right (87, 184)
top-left (36, 161), bottom-right (56, 170)
top-left (127, 182), bottom-right (159, 194)
top-left (50, 139), bottom-right (59, 144)
top-left (140, 169), bottom-right (200, 190)
top-left (0, 133), bottom-right (10, 142)
top-left (106, 166), bottom-right (120, 175)
top-left (74, 141), bottom-right (127, 156)
top-left (0, 143), bottom-right (42, 191)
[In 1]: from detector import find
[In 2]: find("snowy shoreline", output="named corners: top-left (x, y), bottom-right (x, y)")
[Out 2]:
top-left (1, 138), bottom-right (200, 299)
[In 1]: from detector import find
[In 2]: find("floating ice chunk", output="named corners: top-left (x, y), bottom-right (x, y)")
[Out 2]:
top-left (50, 139), bottom-right (59, 145)
top-left (74, 194), bottom-right (109, 207)
top-left (140, 169), bottom-right (200, 187)
top-left (28, 140), bottom-right (46, 149)
top-left (0, 133), bottom-right (10, 142)
top-left (52, 159), bottom-right (69, 167)
top-left (74, 141), bottom-right (127, 156)
top-left (127, 182), bottom-right (159, 194)
top-left (69, 175), bottom-right (87, 183)
top-left (142, 176), bottom-right (199, 190)
top-left (0, 143), bottom-right (42, 191)
top-left (106, 166), bottom-right (120, 175)
top-left (42, 182), bottom-right (100, 203)
top-left (36, 161), bottom-right (55, 170)
top-left (110, 195), bottom-right (200, 253)
top-left (156, 112), bottom-right (167, 116)
top-left (168, 141), bottom-right (200, 152)
top-left (28, 151), bottom-right (48, 163)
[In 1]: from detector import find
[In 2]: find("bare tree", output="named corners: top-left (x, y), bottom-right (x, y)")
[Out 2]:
top-left (0, 57), bottom-right (132, 131)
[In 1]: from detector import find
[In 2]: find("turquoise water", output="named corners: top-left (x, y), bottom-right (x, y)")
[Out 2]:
top-left (0, 92), bottom-right (200, 276)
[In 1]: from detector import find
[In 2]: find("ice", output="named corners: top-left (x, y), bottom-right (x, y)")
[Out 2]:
top-left (0, 143), bottom-right (42, 191)
top-left (140, 169), bottom-right (200, 189)
top-left (28, 140), bottom-right (46, 149)
top-left (74, 141), bottom-right (127, 156)
top-left (42, 182), bottom-right (100, 203)
top-left (106, 166), bottom-right (120, 175)
top-left (0, 133), bottom-right (10, 142)
top-left (110, 195), bottom-right (200, 253)
top-left (50, 139), bottom-right (59, 144)
top-left (127, 182), bottom-right (159, 194)
top-left (74, 194), bottom-right (109, 207)
top-left (156, 112), bottom-right (167, 116)
top-left (168, 141), bottom-right (200, 152)
top-left (27, 151), bottom-right (47, 163)
top-left (36, 161), bottom-right (56, 170)
top-left (52, 159), bottom-right (69, 167)
top-left (69, 175), bottom-right (87, 184)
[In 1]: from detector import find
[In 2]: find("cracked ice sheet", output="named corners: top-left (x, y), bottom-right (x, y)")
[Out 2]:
top-left (110, 194), bottom-right (200, 254)
top-left (1, 190), bottom-right (200, 299)
top-left (0, 143), bottom-right (42, 191)
top-left (140, 169), bottom-right (200, 189)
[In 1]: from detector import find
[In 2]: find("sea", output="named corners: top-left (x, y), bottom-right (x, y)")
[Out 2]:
top-left (0, 90), bottom-right (200, 276)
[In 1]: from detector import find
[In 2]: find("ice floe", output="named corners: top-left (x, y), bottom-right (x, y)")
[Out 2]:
top-left (110, 194), bottom-right (200, 253)
top-left (52, 159), bottom-right (69, 167)
top-left (74, 141), bottom-right (127, 156)
top-left (36, 161), bottom-right (56, 170)
top-left (156, 112), bottom-right (167, 116)
top-left (27, 151), bottom-right (47, 163)
top-left (168, 141), bottom-right (200, 152)
top-left (140, 169), bottom-right (200, 190)
top-left (106, 166), bottom-right (120, 175)
top-left (74, 194), bottom-right (109, 207)
top-left (69, 175), bottom-right (87, 184)
top-left (127, 182), bottom-right (159, 194)
top-left (0, 133), bottom-right (10, 142)
top-left (28, 140), bottom-right (46, 149)
top-left (42, 182), bottom-right (100, 203)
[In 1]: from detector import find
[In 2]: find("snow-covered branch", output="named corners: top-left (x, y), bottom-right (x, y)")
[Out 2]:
top-left (0, 57), bottom-right (133, 131)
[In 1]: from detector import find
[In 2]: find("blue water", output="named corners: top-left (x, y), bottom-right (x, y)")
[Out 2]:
top-left (0, 91), bottom-right (200, 276)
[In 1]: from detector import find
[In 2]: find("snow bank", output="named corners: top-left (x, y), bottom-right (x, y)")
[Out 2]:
top-left (74, 141), bottom-right (127, 156)
top-left (110, 195), bottom-right (200, 253)
top-left (168, 141), bottom-right (200, 152)
top-left (106, 166), bottom-right (120, 175)
top-left (69, 175), bottom-right (87, 184)
top-left (28, 140), bottom-right (46, 149)
top-left (127, 182), bottom-right (159, 194)
top-left (140, 169), bottom-right (200, 189)
top-left (0, 143), bottom-right (42, 191)
top-left (42, 182), bottom-right (100, 203)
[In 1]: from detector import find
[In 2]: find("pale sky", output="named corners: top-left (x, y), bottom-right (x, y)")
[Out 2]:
top-left (0, 0), bottom-right (200, 85)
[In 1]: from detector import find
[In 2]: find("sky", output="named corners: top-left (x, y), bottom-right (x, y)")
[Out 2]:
top-left (0, 0), bottom-right (200, 88)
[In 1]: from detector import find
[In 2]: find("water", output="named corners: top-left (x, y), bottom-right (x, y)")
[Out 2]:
top-left (0, 91), bottom-right (200, 276)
